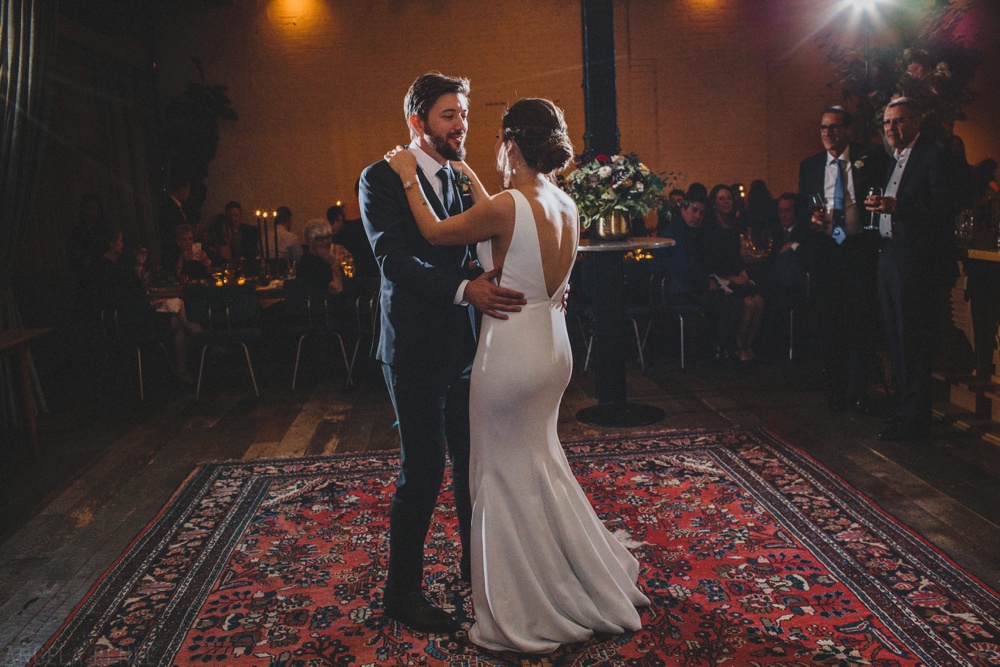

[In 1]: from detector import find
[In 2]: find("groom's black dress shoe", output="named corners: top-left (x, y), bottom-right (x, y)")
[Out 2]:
top-left (383, 589), bottom-right (460, 634)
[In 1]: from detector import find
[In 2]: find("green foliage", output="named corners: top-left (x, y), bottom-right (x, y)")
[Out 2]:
top-left (161, 58), bottom-right (238, 186)
top-left (558, 152), bottom-right (680, 229)
top-left (822, 0), bottom-right (980, 142)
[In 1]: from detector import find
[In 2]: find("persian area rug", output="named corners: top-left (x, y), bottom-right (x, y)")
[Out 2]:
top-left (31, 428), bottom-right (1000, 666)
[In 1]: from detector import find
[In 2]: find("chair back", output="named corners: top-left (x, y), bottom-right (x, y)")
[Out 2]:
top-left (183, 283), bottom-right (259, 331)
top-left (283, 279), bottom-right (345, 328)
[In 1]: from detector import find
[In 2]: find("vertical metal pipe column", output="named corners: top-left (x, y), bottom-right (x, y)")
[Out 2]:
top-left (581, 0), bottom-right (624, 406)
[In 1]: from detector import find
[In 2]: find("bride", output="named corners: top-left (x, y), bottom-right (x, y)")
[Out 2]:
top-left (387, 97), bottom-right (649, 653)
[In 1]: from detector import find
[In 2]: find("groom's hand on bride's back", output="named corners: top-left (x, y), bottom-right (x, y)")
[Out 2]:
top-left (464, 268), bottom-right (525, 320)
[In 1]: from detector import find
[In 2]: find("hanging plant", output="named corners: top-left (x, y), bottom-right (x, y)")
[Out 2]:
top-left (822, 0), bottom-right (981, 143)
top-left (160, 58), bottom-right (238, 225)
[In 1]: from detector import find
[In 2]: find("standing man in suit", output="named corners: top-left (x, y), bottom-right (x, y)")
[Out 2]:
top-left (359, 72), bottom-right (525, 634)
top-left (799, 106), bottom-right (889, 412)
top-left (158, 176), bottom-right (190, 273)
top-left (866, 97), bottom-right (959, 441)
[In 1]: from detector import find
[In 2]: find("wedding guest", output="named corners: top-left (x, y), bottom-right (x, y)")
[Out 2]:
top-left (174, 224), bottom-right (211, 282)
top-left (85, 222), bottom-right (200, 384)
top-left (866, 97), bottom-right (960, 440)
top-left (158, 176), bottom-right (190, 273)
top-left (67, 193), bottom-right (107, 278)
top-left (203, 201), bottom-right (261, 266)
top-left (271, 206), bottom-right (303, 261)
top-left (701, 183), bottom-right (764, 364)
top-left (298, 219), bottom-right (347, 296)
top-left (660, 190), bottom-right (743, 359)
top-left (707, 182), bottom-right (744, 233)
top-left (330, 198), bottom-right (379, 280)
top-left (800, 104), bottom-right (889, 412)
top-left (761, 193), bottom-right (813, 354)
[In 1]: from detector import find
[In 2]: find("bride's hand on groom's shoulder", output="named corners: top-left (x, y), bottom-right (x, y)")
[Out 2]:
top-left (385, 146), bottom-right (416, 178)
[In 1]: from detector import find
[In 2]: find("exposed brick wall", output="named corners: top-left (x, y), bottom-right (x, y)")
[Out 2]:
top-left (155, 0), bottom-right (586, 226)
top-left (150, 0), bottom-right (999, 224)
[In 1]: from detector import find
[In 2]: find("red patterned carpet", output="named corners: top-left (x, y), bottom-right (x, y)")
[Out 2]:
top-left (30, 428), bottom-right (1000, 666)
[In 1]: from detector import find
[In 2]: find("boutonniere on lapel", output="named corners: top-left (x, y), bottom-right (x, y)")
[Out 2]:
top-left (456, 170), bottom-right (473, 195)
top-left (853, 158), bottom-right (866, 169)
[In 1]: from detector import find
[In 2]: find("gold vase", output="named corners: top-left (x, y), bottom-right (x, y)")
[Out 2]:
top-left (594, 210), bottom-right (631, 242)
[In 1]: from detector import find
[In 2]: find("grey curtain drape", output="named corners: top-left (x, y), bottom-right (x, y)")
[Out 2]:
top-left (1, 0), bottom-right (57, 431)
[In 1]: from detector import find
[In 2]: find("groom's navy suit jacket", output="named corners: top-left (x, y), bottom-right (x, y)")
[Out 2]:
top-left (359, 158), bottom-right (480, 376)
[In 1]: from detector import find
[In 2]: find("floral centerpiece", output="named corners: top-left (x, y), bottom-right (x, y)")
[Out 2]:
top-left (559, 152), bottom-right (676, 231)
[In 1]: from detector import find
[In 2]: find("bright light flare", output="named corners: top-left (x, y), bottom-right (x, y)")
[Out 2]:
top-left (850, 0), bottom-right (879, 11)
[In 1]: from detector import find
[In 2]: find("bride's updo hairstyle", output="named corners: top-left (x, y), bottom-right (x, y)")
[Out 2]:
top-left (501, 98), bottom-right (574, 175)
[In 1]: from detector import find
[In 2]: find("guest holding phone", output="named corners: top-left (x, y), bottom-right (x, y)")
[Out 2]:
top-left (174, 224), bottom-right (211, 282)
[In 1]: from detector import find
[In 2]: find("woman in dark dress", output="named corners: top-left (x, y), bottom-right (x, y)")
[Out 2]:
top-left (701, 184), bottom-right (765, 363)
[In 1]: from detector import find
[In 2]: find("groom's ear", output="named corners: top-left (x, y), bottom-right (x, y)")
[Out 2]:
top-left (407, 114), bottom-right (423, 138)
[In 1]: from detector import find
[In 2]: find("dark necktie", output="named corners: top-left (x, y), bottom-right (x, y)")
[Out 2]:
top-left (437, 167), bottom-right (460, 216)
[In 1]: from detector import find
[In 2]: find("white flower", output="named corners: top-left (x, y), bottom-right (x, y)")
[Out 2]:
top-left (598, 166), bottom-right (612, 178)
top-left (635, 182), bottom-right (645, 192)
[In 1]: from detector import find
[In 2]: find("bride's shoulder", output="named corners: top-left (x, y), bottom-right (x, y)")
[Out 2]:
top-left (487, 190), bottom-right (518, 208)
top-left (547, 184), bottom-right (578, 213)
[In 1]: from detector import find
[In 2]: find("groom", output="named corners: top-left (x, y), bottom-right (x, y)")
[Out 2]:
top-left (359, 72), bottom-right (525, 633)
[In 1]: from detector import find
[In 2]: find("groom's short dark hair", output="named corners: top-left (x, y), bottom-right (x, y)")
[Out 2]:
top-left (404, 72), bottom-right (471, 125)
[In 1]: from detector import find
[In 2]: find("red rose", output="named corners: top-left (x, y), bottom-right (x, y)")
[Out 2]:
top-left (596, 154), bottom-right (611, 165)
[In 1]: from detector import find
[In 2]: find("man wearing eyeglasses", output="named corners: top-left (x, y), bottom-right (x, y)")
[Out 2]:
top-left (865, 97), bottom-right (960, 441)
top-left (798, 105), bottom-right (888, 413)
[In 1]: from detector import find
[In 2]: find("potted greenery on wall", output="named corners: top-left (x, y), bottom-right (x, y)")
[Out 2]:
top-left (160, 57), bottom-right (238, 226)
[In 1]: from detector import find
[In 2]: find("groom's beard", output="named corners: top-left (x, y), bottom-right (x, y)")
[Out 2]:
top-left (427, 128), bottom-right (466, 161)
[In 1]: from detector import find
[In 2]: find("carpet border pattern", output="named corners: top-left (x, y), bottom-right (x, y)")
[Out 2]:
top-left (30, 427), bottom-right (1000, 666)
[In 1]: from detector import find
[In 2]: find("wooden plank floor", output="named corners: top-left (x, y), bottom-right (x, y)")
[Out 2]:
top-left (1, 331), bottom-right (998, 664)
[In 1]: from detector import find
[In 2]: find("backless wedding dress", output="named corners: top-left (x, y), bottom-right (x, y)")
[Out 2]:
top-left (468, 189), bottom-right (649, 653)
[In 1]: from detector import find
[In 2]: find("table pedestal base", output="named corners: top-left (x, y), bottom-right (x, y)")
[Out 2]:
top-left (576, 402), bottom-right (665, 427)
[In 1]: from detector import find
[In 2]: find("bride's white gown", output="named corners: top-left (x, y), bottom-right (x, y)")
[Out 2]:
top-left (468, 189), bottom-right (649, 653)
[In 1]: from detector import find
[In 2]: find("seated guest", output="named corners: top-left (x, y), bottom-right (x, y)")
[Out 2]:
top-left (299, 219), bottom-right (347, 296)
top-left (702, 183), bottom-right (765, 363)
top-left (654, 188), bottom-right (695, 237)
top-left (769, 192), bottom-right (812, 302)
top-left (271, 206), bottom-right (304, 262)
top-left (85, 222), bottom-right (201, 384)
top-left (707, 182), bottom-right (744, 234)
top-left (660, 190), bottom-right (742, 364)
top-left (330, 195), bottom-right (379, 280)
top-left (174, 224), bottom-right (212, 282)
top-left (761, 193), bottom-right (814, 354)
top-left (203, 200), bottom-right (261, 266)
top-left (67, 193), bottom-right (107, 279)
